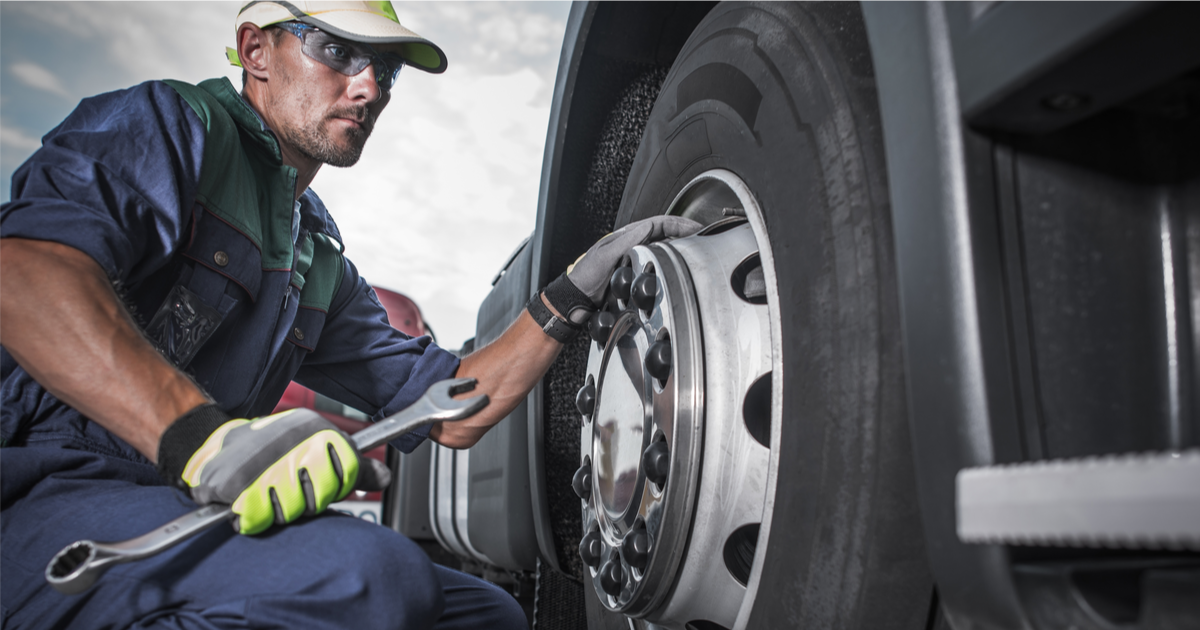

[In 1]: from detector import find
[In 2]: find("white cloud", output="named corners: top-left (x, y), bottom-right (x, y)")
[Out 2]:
top-left (1, 123), bottom-right (44, 174)
top-left (10, 62), bottom-right (70, 97)
top-left (1, 124), bottom-right (42, 152)
top-left (4, 2), bottom-right (243, 90)
top-left (475, 12), bottom-right (563, 58)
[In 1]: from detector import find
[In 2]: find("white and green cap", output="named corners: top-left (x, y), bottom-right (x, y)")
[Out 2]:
top-left (229, 1), bottom-right (447, 74)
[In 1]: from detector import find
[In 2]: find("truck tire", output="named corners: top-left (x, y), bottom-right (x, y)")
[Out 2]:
top-left (574, 3), bottom-right (935, 628)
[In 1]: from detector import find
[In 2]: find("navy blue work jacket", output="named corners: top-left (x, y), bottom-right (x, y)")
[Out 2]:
top-left (0, 80), bottom-right (459, 462)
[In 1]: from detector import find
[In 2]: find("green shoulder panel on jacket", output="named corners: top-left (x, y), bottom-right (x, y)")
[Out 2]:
top-left (162, 78), bottom-right (344, 310)
top-left (163, 79), bottom-right (266, 255)
top-left (300, 233), bottom-right (346, 313)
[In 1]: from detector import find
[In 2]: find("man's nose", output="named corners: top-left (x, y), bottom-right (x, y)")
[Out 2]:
top-left (348, 64), bottom-right (382, 103)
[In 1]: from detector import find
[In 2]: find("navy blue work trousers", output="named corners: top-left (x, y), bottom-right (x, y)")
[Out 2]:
top-left (1, 445), bottom-right (527, 629)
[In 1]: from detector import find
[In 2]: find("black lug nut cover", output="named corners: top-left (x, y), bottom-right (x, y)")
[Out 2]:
top-left (631, 273), bottom-right (657, 311)
top-left (610, 266), bottom-right (634, 302)
top-left (645, 338), bottom-right (672, 382)
top-left (572, 463), bottom-right (592, 501)
top-left (599, 557), bottom-right (624, 596)
top-left (576, 377), bottom-right (596, 416)
top-left (588, 311), bottom-right (615, 346)
top-left (643, 441), bottom-right (670, 486)
top-left (622, 528), bottom-right (651, 570)
top-left (579, 528), bottom-right (603, 568)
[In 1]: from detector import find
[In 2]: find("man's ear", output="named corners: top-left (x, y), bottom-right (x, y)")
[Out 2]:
top-left (237, 24), bottom-right (271, 82)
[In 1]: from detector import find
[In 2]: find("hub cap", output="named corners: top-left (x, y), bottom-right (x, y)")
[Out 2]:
top-left (577, 170), bottom-right (778, 628)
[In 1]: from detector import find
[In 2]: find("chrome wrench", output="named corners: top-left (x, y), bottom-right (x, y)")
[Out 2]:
top-left (45, 377), bottom-right (488, 595)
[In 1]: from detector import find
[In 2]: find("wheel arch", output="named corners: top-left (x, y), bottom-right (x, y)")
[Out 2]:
top-left (527, 1), bottom-right (718, 572)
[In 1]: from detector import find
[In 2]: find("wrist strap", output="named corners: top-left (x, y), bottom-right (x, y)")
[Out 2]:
top-left (527, 292), bottom-right (580, 343)
top-left (543, 273), bottom-right (596, 326)
top-left (157, 403), bottom-right (232, 486)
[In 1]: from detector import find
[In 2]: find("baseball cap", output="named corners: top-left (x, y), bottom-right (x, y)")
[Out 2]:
top-left (230, 1), bottom-right (447, 74)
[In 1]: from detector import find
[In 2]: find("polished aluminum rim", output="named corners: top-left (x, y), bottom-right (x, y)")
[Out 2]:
top-left (576, 169), bottom-right (781, 629)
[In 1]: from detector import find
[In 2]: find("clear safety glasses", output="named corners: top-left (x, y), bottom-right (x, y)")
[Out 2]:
top-left (276, 21), bottom-right (405, 92)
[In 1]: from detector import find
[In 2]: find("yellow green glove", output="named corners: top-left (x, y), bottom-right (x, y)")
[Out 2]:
top-left (157, 405), bottom-right (389, 535)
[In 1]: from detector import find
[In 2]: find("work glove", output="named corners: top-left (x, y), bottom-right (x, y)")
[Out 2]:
top-left (157, 404), bottom-right (391, 535)
top-left (542, 216), bottom-right (702, 327)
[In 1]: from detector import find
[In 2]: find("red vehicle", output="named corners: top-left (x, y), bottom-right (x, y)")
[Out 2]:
top-left (272, 286), bottom-right (431, 509)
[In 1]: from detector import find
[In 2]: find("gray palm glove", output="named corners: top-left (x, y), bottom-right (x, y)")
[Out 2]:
top-left (158, 405), bottom-right (391, 535)
top-left (543, 216), bottom-right (702, 326)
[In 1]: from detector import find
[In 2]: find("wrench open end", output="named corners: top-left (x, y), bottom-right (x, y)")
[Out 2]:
top-left (435, 377), bottom-right (488, 416)
top-left (444, 376), bottom-right (479, 397)
top-left (46, 540), bottom-right (100, 595)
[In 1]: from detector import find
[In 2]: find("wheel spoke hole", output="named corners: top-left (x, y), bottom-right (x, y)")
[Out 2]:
top-left (730, 253), bottom-right (767, 305)
top-left (722, 523), bottom-right (760, 587)
top-left (743, 373), bottom-right (771, 447)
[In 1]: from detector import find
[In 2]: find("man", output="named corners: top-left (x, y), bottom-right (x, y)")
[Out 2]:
top-left (0, 1), bottom-right (698, 628)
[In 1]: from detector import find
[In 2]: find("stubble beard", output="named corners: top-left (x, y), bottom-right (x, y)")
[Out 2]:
top-left (280, 106), bottom-right (375, 168)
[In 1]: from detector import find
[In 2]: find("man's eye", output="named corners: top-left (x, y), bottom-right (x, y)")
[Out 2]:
top-left (325, 45), bottom-right (350, 60)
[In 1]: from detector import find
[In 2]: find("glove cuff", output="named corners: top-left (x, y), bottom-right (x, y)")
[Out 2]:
top-left (544, 273), bottom-right (596, 327)
top-left (527, 292), bottom-right (581, 343)
top-left (157, 403), bottom-right (232, 485)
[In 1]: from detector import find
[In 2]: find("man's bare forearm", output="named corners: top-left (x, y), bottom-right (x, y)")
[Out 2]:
top-left (0, 238), bottom-right (210, 460)
top-left (434, 295), bottom-right (564, 449)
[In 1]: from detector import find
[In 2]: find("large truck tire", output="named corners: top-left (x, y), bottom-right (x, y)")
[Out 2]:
top-left (571, 3), bottom-right (936, 628)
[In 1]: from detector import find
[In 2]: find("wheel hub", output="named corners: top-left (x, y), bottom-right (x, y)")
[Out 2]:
top-left (579, 244), bottom-right (704, 613)
top-left (575, 170), bottom-right (778, 628)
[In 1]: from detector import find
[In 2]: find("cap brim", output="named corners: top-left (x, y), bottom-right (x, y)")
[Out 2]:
top-left (237, 1), bottom-right (447, 73)
top-left (297, 9), bottom-right (448, 74)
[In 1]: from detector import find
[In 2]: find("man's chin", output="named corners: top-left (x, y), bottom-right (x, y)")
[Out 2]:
top-left (322, 148), bottom-right (364, 168)
top-left (328, 131), bottom-right (370, 164)
top-left (320, 137), bottom-right (369, 167)
top-left (289, 122), bottom-right (371, 167)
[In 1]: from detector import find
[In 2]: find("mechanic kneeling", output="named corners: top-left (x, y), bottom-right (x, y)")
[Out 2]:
top-left (0, 2), bottom-right (699, 628)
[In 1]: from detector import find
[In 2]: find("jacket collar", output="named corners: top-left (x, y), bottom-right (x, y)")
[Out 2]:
top-left (197, 77), bottom-right (284, 164)
top-left (196, 77), bottom-right (345, 243)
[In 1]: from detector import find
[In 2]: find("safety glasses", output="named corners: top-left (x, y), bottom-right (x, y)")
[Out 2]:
top-left (276, 21), bottom-right (405, 92)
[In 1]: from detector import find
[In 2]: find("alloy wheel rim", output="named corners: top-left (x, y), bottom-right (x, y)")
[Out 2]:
top-left (576, 169), bottom-right (782, 628)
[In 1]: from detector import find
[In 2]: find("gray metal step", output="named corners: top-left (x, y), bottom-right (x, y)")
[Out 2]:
top-left (957, 450), bottom-right (1200, 549)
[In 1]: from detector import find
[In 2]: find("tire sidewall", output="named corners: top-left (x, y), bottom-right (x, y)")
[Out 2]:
top-left (614, 2), bottom-right (929, 627)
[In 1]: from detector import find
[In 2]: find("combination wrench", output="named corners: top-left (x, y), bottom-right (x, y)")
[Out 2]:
top-left (44, 377), bottom-right (488, 595)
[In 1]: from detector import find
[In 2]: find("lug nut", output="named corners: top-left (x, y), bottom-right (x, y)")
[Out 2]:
top-left (572, 462), bottom-right (592, 501)
top-left (643, 441), bottom-right (670, 487)
top-left (588, 311), bottom-right (615, 346)
top-left (645, 338), bottom-right (672, 382)
top-left (610, 266), bottom-right (634, 302)
top-left (579, 527), bottom-right (603, 568)
top-left (631, 273), bottom-right (657, 311)
top-left (599, 556), bottom-right (624, 596)
top-left (622, 527), bottom-right (651, 570)
top-left (576, 376), bottom-right (596, 416)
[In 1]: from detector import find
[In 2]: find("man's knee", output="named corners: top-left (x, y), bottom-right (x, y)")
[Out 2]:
top-left (486, 586), bottom-right (528, 630)
top-left (328, 518), bottom-right (444, 613)
top-left (432, 565), bottom-right (528, 630)
top-left (256, 515), bottom-right (446, 626)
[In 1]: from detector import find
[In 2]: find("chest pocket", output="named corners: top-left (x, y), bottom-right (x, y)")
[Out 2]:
top-left (286, 231), bottom-right (345, 352)
top-left (147, 206), bottom-right (262, 368)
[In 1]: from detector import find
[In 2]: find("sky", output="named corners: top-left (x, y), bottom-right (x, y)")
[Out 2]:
top-left (0, 1), bottom-right (571, 349)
